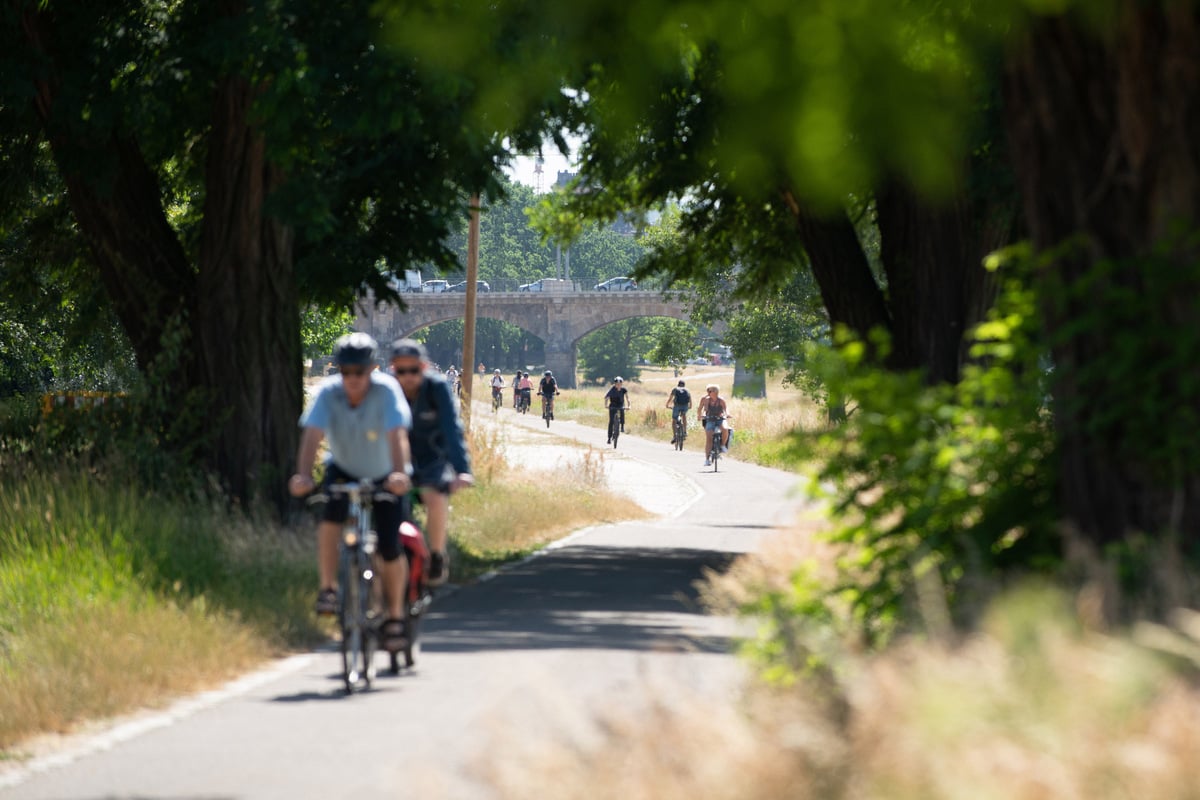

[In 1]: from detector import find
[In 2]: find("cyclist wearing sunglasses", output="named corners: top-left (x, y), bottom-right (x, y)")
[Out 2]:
top-left (389, 339), bottom-right (474, 586)
top-left (289, 332), bottom-right (414, 648)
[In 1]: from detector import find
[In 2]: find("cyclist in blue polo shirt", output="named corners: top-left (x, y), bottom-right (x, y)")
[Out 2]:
top-left (289, 333), bottom-right (413, 650)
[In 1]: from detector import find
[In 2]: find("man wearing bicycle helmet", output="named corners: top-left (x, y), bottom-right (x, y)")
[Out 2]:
top-left (389, 339), bottom-right (473, 586)
top-left (538, 370), bottom-right (558, 416)
top-left (604, 377), bottom-right (630, 443)
top-left (289, 332), bottom-right (414, 650)
top-left (666, 380), bottom-right (692, 444)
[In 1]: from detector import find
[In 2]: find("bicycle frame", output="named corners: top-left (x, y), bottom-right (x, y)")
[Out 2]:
top-left (311, 480), bottom-right (397, 693)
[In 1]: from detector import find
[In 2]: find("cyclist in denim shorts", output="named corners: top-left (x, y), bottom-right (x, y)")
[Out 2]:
top-left (696, 383), bottom-right (730, 466)
top-left (289, 333), bottom-right (413, 649)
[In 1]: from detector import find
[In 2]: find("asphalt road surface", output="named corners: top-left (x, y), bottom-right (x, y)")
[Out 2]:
top-left (1, 407), bottom-right (809, 800)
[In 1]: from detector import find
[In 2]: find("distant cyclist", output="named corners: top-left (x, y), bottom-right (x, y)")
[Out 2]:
top-left (517, 371), bottom-right (533, 411)
top-left (665, 380), bottom-right (692, 444)
top-left (538, 370), bottom-right (559, 418)
top-left (605, 377), bottom-right (630, 444)
top-left (445, 365), bottom-right (460, 397)
top-left (289, 333), bottom-right (413, 650)
top-left (489, 368), bottom-right (505, 407)
top-left (697, 383), bottom-right (730, 466)
top-left (389, 340), bottom-right (474, 586)
top-left (512, 370), bottom-right (523, 408)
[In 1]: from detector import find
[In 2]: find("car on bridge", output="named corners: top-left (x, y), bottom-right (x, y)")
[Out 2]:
top-left (594, 276), bottom-right (638, 291)
top-left (447, 280), bottom-right (491, 293)
top-left (518, 279), bottom-right (546, 292)
top-left (421, 280), bottom-right (450, 293)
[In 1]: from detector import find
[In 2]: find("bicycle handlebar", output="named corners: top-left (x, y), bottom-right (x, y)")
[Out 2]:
top-left (306, 480), bottom-right (400, 506)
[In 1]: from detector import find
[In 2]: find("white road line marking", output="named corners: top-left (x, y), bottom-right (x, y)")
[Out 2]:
top-left (0, 653), bottom-right (314, 791)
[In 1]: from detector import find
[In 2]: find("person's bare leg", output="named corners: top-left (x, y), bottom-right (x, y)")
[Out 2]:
top-left (381, 556), bottom-right (408, 620)
top-left (318, 521), bottom-right (340, 589)
top-left (420, 488), bottom-right (450, 555)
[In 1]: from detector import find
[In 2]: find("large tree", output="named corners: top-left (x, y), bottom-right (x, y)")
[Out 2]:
top-left (1002, 4), bottom-right (1200, 547)
top-left (1, 0), bottom-right (500, 505)
top-left (383, 0), bottom-right (1200, 554)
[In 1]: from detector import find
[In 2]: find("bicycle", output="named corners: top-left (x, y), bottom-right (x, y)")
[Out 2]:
top-left (517, 390), bottom-right (531, 414)
top-left (540, 392), bottom-right (556, 428)
top-left (607, 404), bottom-right (627, 448)
top-left (705, 415), bottom-right (733, 471)
top-left (491, 386), bottom-right (503, 412)
top-left (309, 481), bottom-right (397, 693)
top-left (672, 411), bottom-right (687, 451)
top-left (392, 518), bottom-right (433, 672)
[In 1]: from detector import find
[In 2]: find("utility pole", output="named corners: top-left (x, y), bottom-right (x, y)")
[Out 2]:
top-left (461, 193), bottom-right (481, 433)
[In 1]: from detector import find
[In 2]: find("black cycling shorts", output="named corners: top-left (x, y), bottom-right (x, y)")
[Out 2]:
top-left (320, 463), bottom-right (409, 562)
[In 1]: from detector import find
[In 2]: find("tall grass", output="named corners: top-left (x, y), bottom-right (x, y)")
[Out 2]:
top-left (481, 583), bottom-right (1200, 800)
top-left (0, 470), bottom-right (317, 750)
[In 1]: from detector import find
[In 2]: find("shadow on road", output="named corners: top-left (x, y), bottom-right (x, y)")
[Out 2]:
top-left (421, 546), bottom-right (738, 654)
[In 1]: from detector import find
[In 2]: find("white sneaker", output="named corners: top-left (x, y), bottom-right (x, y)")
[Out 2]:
top-left (722, 446), bottom-right (729, 453)
top-left (704, 459), bottom-right (711, 466)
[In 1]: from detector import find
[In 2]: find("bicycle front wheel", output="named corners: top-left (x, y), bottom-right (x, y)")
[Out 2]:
top-left (608, 414), bottom-right (620, 448)
top-left (338, 550), bottom-right (364, 693)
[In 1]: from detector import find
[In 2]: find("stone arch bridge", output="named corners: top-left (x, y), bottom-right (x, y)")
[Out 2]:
top-left (355, 291), bottom-right (692, 388)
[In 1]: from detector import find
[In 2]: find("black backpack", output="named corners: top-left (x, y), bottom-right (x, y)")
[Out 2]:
top-left (673, 388), bottom-right (691, 406)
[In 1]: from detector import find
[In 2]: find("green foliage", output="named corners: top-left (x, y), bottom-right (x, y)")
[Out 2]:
top-left (645, 319), bottom-right (700, 367)
top-left (578, 320), bottom-right (656, 383)
top-left (769, 260), bottom-right (1059, 648)
top-left (1041, 233), bottom-right (1200, 492)
top-left (299, 305), bottom-right (353, 359)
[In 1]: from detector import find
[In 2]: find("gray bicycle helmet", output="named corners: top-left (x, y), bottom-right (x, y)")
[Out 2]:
top-left (543, 370), bottom-right (553, 377)
top-left (333, 332), bottom-right (377, 366)
top-left (390, 338), bottom-right (427, 361)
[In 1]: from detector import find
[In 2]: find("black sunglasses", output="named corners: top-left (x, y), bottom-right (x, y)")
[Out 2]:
top-left (392, 366), bottom-right (422, 376)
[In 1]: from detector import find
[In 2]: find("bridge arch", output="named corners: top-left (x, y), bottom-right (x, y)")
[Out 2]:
top-left (355, 291), bottom-right (692, 388)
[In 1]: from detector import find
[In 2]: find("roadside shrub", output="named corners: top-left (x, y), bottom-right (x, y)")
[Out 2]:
top-left (748, 259), bottom-right (1058, 668)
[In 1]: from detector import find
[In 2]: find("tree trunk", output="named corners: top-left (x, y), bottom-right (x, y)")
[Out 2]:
top-left (20, 10), bottom-right (194, 369)
top-left (1004, 4), bottom-right (1200, 546)
top-left (782, 184), bottom-right (1006, 384)
top-left (196, 75), bottom-right (301, 507)
top-left (21, 6), bottom-right (301, 511)
top-left (876, 180), bottom-right (1002, 384)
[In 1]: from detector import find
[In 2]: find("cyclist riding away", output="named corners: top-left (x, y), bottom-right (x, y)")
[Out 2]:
top-left (697, 383), bottom-right (731, 467)
top-left (517, 371), bottom-right (533, 411)
top-left (389, 340), bottom-right (474, 586)
top-left (605, 377), bottom-right (630, 444)
top-left (538, 370), bottom-right (559, 419)
top-left (289, 332), bottom-right (414, 650)
top-left (666, 380), bottom-right (692, 444)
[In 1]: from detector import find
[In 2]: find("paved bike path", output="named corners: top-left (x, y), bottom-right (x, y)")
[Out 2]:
top-left (1, 408), bottom-right (809, 799)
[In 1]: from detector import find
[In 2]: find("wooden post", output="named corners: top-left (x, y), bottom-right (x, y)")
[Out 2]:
top-left (460, 193), bottom-right (481, 433)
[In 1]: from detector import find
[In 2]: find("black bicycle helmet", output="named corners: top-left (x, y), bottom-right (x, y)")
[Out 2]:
top-left (333, 332), bottom-right (377, 366)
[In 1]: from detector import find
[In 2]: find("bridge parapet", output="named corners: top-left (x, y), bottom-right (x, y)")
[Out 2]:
top-left (355, 290), bottom-right (692, 389)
